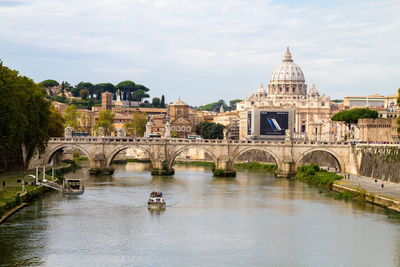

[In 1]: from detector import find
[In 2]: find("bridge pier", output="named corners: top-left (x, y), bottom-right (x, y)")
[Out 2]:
top-left (275, 161), bottom-right (297, 178)
top-left (89, 153), bottom-right (114, 175)
top-left (151, 160), bottom-right (175, 176)
top-left (213, 160), bottom-right (236, 177)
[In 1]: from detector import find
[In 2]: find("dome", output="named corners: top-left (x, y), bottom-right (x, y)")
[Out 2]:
top-left (270, 47), bottom-right (305, 83)
top-left (170, 97), bottom-right (188, 106)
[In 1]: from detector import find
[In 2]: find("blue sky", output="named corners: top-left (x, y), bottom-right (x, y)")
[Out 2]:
top-left (1, 0), bottom-right (399, 105)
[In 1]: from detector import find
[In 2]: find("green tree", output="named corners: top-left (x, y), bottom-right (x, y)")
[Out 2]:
top-left (160, 95), bottom-right (165, 108)
top-left (48, 105), bottom-right (64, 137)
top-left (229, 99), bottom-right (242, 109)
top-left (63, 104), bottom-right (80, 130)
top-left (132, 89), bottom-right (150, 102)
top-left (0, 62), bottom-right (53, 169)
top-left (94, 83), bottom-right (115, 100)
top-left (152, 97), bottom-right (161, 107)
top-left (94, 109), bottom-right (115, 136)
top-left (331, 108), bottom-right (379, 129)
top-left (200, 99), bottom-right (225, 111)
top-left (171, 131), bottom-right (178, 138)
top-left (194, 121), bottom-right (225, 139)
top-left (116, 81), bottom-right (136, 102)
top-left (40, 79), bottom-right (59, 87)
top-left (124, 111), bottom-right (147, 137)
top-left (73, 82), bottom-right (93, 98)
top-left (79, 89), bottom-right (89, 100)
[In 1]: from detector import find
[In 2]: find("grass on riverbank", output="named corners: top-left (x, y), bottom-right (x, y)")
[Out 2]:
top-left (174, 161), bottom-right (215, 167)
top-left (295, 163), bottom-right (343, 189)
top-left (234, 162), bottom-right (277, 171)
top-left (126, 159), bottom-right (152, 163)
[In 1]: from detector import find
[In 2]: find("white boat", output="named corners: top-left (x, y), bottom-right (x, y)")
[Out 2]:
top-left (148, 192), bottom-right (166, 209)
top-left (63, 179), bottom-right (84, 195)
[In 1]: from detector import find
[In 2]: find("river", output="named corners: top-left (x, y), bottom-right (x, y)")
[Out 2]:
top-left (1, 162), bottom-right (399, 266)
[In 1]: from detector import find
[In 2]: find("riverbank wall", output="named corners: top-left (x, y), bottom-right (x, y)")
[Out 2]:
top-left (332, 183), bottom-right (400, 213)
top-left (359, 146), bottom-right (400, 184)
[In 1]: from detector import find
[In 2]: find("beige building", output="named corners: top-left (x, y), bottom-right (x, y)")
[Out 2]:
top-left (237, 47), bottom-right (339, 141)
top-left (359, 118), bottom-right (398, 143)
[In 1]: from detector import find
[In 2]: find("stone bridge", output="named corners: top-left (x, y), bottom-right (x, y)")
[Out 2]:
top-left (29, 137), bottom-right (361, 177)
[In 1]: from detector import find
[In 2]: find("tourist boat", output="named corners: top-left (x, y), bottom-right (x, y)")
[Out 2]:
top-left (63, 179), bottom-right (84, 195)
top-left (148, 192), bottom-right (166, 209)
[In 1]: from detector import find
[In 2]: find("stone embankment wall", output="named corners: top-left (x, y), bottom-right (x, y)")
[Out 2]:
top-left (359, 146), bottom-right (400, 184)
top-left (237, 150), bottom-right (276, 164)
top-left (298, 151), bottom-right (339, 168)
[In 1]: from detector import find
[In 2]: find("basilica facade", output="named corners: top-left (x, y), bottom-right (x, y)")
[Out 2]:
top-left (237, 47), bottom-right (339, 141)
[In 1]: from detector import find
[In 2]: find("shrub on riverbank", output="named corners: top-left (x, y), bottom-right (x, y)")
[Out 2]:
top-left (234, 162), bottom-right (277, 171)
top-left (174, 161), bottom-right (215, 167)
top-left (295, 163), bottom-right (343, 189)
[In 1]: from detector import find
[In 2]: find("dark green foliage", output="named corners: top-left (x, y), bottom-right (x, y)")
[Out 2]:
top-left (152, 97), bottom-right (161, 107)
top-left (200, 99), bottom-right (225, 111)
top-left (116, 81), bottom-right (135, 101)
top-left (40, 79), bottom-right (59, 87)
top-left (94, 83), bottom-right (115, 100)
top-left (161, 95), bottom-right (165, 108)
top-left (0, 62), bottom-right (59, 170)
top-left (213, 169), bottom-right (236, 177)
top-left (331, 108), bottom-right (378, 128)
top-left (15, 193), bottom-right (21, 205)
top-left (229, 99), bottom-right (242, 109)
top-left (296, 163), bottom-right (342, 189)
top-left (234, 162), bottom-right (277, 171)
top-left (194, 121), bottom-right (225, 139)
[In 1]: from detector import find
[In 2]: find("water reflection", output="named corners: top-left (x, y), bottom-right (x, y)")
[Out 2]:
top-left (0, 162), bottom-right (399, 266)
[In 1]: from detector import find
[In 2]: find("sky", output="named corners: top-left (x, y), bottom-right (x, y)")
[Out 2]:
top-left (1, 0), bottom-right (399, 106)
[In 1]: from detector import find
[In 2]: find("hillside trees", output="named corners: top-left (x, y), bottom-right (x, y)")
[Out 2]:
top-left (331, 108), bottom-right (379, 129)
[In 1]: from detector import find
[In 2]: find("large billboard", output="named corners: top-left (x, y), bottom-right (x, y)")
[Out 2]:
top-left (259, 111), bottom-right (288, 135)
top-left (247, 111), bottom-right (252, 135)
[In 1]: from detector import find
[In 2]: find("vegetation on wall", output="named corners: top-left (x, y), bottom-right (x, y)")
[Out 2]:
top-left (295, 163), bottom-right (343, 189)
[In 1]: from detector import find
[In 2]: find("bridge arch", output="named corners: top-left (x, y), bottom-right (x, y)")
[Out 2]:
top-left (167, 145), bottom-right (217, 169)
top-left (295, 147), bottom-right (344, 171)
top-left (232, 147), bottom-right (282, 167)
top-left (106, 145), bottom-right (152, 168)
top-left (43, 144), bottom-right (94, 167)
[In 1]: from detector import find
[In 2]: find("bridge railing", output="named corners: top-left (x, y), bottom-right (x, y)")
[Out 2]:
top-left (49, 137), bottom-right (354, 146)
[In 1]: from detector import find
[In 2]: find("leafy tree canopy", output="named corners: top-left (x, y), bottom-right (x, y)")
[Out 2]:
top-left (194, 121), bottom-right (225, 139)
top-left (161, 95), bottom-right (165, 108)
top-left (132, 89), bottom-right (150, 102)
top-left (48, 105), bottom-right (64, 137)
top-left (331, 108), bottom-right (378, 128)
top-left (124, 110), bottom-right (147, 137)
top-left (200, 99), bottom-right (225, 111)
top-left (94, 109), bottom-right (115, 136)
top-left (229, 99), bottom-right (242, 109)
top-left (63, 104), bottom-right (80, 130)
top-left (40, 79), bottom-right (59, 87)
top-left (152, 97), bottom-right (161, 107)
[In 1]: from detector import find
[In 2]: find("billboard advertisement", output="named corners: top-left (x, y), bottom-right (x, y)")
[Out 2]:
top-left (259, 111), bottom-right (288, 135)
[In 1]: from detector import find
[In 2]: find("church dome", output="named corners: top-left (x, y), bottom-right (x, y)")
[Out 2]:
top-left (270, 47), bottom-right (305, 83)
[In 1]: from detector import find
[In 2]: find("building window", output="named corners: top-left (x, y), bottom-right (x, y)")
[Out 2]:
top-left (171, 126), bottom-right (175, 131)
top-left (187, 126), bottom-right (191, 131)
top-left (321, 102), bottom-right (325, 106)
top-left (301, 125), bottom-right (306, 132)
top-left (177, 126), bottom-right (180, 131)
top-left (177, 109), bottom-right (181, 115)
top-left (179, 118), bottom-right (183, 123)
top-left (182, 126), bottom-right (185, 131)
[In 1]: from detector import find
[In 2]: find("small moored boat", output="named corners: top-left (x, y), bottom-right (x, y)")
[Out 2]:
top-left (63, 179), bottom-right (84, 195)
top-left (148, 191), bottom-right (166, 209)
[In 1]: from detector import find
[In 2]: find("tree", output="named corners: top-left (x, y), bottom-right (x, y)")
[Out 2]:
top-left (194, 121), bottom-right (225, 139)
top-left (161, 95), bottom-right (165, 108)
top-left (94, 109), bottom-right (115, 136)
top-left (48, 105), bottom-right (64, 137)
top-left (229, 99), bottom-right (242, 110)
top-left (124, 110), bottom-right (147, 137)
top-left (74, 82), bottom-right (93, 98)
top-left (200, 99), bottom-right (225, 111)
top-left (116, 80), bottom-right (135, 103)
top-left (152, 97), bottom-right (161, 107)
top-left (79, 89), bottom-right (89, 100)
top-left (132, 89), bottom-right (149, 102)
top-left (40, 79), bottom-right (59, 87)
top-left (94, 83), bottom-right (115, 100)
top-left (63, 104), bottom-right (80, 130)
top-left (331, 108), bottom-right (378, 129)
top-left (0, 62), bottom-right (54, 170)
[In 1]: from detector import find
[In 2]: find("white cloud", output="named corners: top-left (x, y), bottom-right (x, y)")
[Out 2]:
top-left (0, 0), bottom-right (399, 104)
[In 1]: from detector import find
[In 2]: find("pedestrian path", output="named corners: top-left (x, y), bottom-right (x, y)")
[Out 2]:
top-left (338, 172), bottom-right (400, 201)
